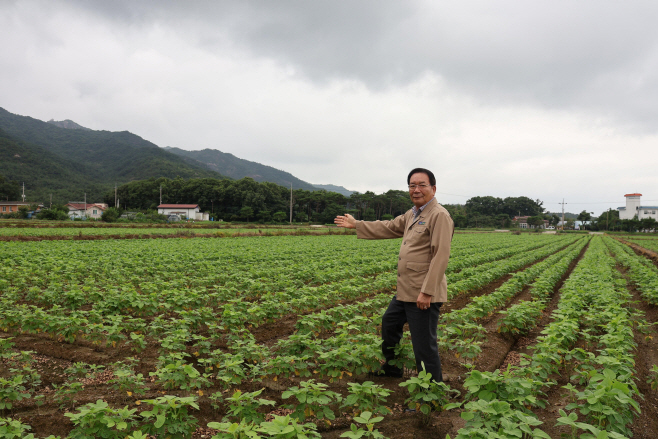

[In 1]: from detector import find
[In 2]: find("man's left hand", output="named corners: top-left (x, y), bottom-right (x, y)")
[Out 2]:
top-left (416, 292), bottom-right (432, 310)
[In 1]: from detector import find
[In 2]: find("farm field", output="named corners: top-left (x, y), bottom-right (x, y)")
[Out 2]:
top-left (0, 225), bottom-right (351, 240)
top-left (1, 233), bottom-right (657, 438)
top-left (622, 236), bottom-right (658, 253)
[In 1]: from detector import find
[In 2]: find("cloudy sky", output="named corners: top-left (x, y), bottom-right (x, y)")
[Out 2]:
top-left (2, 0), bottom-right (658, 214)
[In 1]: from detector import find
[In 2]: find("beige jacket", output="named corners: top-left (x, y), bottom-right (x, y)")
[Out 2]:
top-left (355, 199), bottom-right (454, 303)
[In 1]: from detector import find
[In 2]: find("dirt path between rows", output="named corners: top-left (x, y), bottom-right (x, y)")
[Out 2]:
top-left (617, 265), bottom-right (658, 438)
top-left (615, 238), bottom-right (658, 268)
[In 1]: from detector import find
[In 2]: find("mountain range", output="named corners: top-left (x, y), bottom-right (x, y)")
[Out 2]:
top-left (0, 107), bottom-right (353, 203)
top-left (162, 146), bottom-right (317, 191)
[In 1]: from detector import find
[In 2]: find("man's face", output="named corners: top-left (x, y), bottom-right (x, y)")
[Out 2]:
top-left (409, 172), bottom-right (437, 208)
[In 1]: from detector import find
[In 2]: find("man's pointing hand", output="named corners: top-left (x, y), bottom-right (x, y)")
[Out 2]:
top-left (334, 213), bottom-right (356, 229)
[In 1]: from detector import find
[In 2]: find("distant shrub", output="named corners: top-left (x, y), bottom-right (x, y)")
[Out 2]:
top-left (36, 205), bottom-right (69, 221)
top-left (101, 207), bottom-right (121, 223)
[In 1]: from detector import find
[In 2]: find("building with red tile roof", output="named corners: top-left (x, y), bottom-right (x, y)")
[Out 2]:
top-left (66, 202), bottom-right (108, 219)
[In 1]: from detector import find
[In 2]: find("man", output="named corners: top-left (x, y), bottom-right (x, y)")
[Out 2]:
top-left (334, 168), bottom-right (453, 381)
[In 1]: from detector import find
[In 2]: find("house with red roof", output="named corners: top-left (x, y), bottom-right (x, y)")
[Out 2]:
top-left (65, 202), bottom-right (108, 219)
top-left (157, 204), bottom-right (209, 221)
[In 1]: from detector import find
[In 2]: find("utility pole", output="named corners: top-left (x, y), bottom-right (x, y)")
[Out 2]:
top-left (114, 183), bottom-right (118, 208)
top-left (49, 194), bottom-right (52, 209)
top-left (560, 199), bottom-right (567, 231)
top-left (21, 182), bottom-right (25, 203)
top-left (289, 183), bottom-right (293, 225)
top-left (607, 209), bottom-right (610, 231)
top-left (84, 193), bottom-right (87, 220)
top-left (160, 185), bottom-right (162, 205)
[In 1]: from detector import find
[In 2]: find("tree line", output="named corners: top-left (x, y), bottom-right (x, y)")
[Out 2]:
top-left (101, 177), bottom-right (416, 223)
top-left (5, 173), bottom-right (655, 231)
top-left (581, 209), bottom-right (658, 232)
top-left (100, 177), bottom-right (548, 226)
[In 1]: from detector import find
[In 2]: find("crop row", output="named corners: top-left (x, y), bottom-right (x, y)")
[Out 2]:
top-left (451, 237), bottom-right (642, 438)
top-left (497, 236), bottom-right (589, 335)
top-left (447, 235), bottom-right (578, 296)
top-left (439, 237), bottom-right (588, 361)
top-left (623, 236), bottom-right (658, 254)
top-left (1, 233), bottom-right (551, 298)
top-left (0, 226), bottom-right (329, 237)
top-left (0, 235), bottom-right (567, 346)
top-left (607, 238), bottom-right (658, 304)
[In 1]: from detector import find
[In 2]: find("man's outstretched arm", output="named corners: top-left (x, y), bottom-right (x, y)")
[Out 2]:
top-left (336, 212), bottom-right (406, 239)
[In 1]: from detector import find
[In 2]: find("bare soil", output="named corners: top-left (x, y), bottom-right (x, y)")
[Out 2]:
top-left (617, 266), bottom-right (658, 439)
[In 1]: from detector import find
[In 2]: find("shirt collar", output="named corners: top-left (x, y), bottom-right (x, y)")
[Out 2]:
top-left (412, 197), bottom-right (435, 217)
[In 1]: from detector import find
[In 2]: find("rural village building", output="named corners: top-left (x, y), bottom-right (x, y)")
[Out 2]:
top-left (157, 204), bottom-right (209, 221)
top-left (0, 201), bottom-right (32, 213)
top-left (66, 202), bottom-right (108, 219)
top-left (557, 220), bottom-right (592, 230)
top-left (512, 215), bottom-right (549, 229)
top-left (618, 193), bottom-right (658, 220)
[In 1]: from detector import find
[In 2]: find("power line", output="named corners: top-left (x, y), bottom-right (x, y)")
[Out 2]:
top-left (547, 201), bottom-right (619, 205)
top-left (548, 199), bottom-right (658, 205)
top-left (435, 191), bottom-right (470, 198)
top-left (433, 193), bottom-right (658, 205)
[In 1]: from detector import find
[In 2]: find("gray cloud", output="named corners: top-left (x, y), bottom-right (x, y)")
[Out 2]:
top-left (1, 0), bottom-right (658, 215)
top-left (59, 0), bottom-right (658, 132)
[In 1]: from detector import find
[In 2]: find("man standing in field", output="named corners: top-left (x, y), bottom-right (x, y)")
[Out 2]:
top-left (334, 168), bottom-right (453, 381)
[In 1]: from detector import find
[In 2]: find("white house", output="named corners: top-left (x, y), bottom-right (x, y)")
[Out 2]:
top-left (618, 193), bottom-right (658, 220)
top-left (512, 216), bottom-right (549, 229)
top-left (557, 220), bottom-right (592, 230)
top-left (157, 204), bottom-right (209, 221)
top-left (66, 202), bottom-right (108, 219)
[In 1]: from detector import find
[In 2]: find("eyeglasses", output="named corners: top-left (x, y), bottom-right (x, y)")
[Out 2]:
top-left (408, 184), bottom-right (431, 190)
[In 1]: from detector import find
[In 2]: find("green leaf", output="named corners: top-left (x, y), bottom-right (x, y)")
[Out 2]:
top-left (461, 411), bottom-right (475, 421)
top-left (154, 414), bottom-right (166, 428)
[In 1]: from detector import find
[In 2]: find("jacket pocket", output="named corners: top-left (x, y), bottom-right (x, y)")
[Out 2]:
top-left (406, 261), bottom-right (430, 288)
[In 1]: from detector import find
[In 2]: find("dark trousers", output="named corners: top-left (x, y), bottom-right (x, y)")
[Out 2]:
top-left (381, 295), bottom-right (443, 381)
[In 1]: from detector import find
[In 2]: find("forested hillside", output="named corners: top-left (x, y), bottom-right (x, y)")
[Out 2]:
top-left (0, 107), bottom-right (226, 202)
top-left (163, 146), bottom-right (317, 190)
top-left (0, 128), bottom-right (108, 202)
top-left (311, 184), bottom-right (354, 197)
top-left (0, 107), bottom-right (355, 204)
